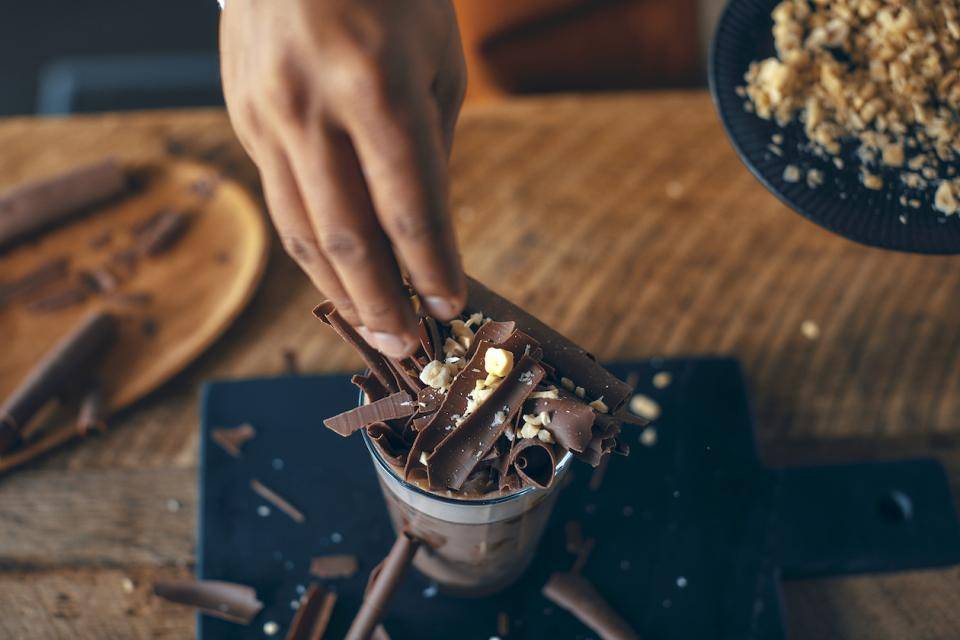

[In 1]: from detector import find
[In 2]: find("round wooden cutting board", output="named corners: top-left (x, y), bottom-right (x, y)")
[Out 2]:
top-left (0, 160), bottom-right (269, 416)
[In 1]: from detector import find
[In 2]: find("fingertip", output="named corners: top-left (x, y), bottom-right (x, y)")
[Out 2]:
top-left (421, 294), bottom-right (465, 321)
top-left (357, 325), bottom-right (419, 359)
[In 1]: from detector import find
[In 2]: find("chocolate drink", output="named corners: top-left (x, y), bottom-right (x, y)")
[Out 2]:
top-left (365, 428), bottom-right (573, 596)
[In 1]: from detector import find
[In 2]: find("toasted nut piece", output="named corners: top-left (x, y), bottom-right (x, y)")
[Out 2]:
top-left (539, 410), bottom-right (551, 426)
top-left (537, 429), bottom-right (555, 443)
top-left (575, 386), bottom-right (586, 399)
top-left (484, 347), bottom-right (514, 377)
top-left (589, 397), bottom-right (609, 413)
top-left (640, 426), bottom-right (658, 447)
top-left (560, 377), bottom-right (575, 391)
top-left (465, 312), bottom-right (484, 328)
top-left (530, 387), bottom-right (560, 399)
top-left (522, 413), bottom-right (543, 426)
top-left (652, 372), bottom-right (672, 389)
top-left (630, 394), bottom-right (661, 421)
top-left (450, 319), bottom-right (474, 339)
top-left (482, 373), bottom-right (501, 388)
top-left (443, 337), bottom-right (465, 358)
top-left (519, 423), bottom-right (540, 439)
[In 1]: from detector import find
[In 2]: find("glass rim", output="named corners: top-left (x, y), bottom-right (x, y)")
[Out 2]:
top-left (359, 388), bottom-right (573, 507)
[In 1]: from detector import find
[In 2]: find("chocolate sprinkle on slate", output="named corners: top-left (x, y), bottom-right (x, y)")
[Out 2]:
top-left (310, 554), bottom-right (359, 579)
top-left (250, 478), bottom-right (305, 523)
top-left (285, 584), bottom-right (337, 640)
top-left (542, 572), bottom-right (638, 640)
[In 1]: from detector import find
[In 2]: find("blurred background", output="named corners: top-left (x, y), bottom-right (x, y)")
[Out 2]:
top-left (1, 0), bottom-right (723, 117)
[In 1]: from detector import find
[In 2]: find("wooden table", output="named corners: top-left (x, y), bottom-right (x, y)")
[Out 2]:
top-left (1, 91), bottom-right (959, 639)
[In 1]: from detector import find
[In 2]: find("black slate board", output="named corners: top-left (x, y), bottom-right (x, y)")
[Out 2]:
top-left (199, 358), bottom-right (960, 639)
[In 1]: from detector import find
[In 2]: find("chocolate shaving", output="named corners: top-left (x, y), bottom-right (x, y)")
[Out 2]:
top-left (368, 422), bottom-right (407, 466)
top-left (324, 391), bottom-right (416, 437)
top-left (345, 531), bottom-right (421, 640)
top-left (286, 584), bottom-right (337, 640)
top-left (250, 478), bottom-right (305, 523)
top-left (506, 437), bottom-right (557, 489)
top-left (526, 397), bottom-right (594, 453)
top-left (0, 158), bottom-right (127, 250)
top-left (314, 302), bottom-right (397, 392)
top-left (419, 316), bottom-right (443, 361)
top-left (26, 285), bottom-right (88, 312)
top-left (542, 572), bottom-right (638, 640)
top-left (136, 210), bottom-right (193, 256)
top-left (210, 423), bottom-right (256, 458)
top-left (0, 258), bottom-right (70, 305)
top-left (386, 358), bottom-right (424, 395)
top-left (352, 373), bottom-right (389, 403)
top-left (497, 612), bottom-right (510, 638)
top-left (310, 554), bottom-right (359, 579)
top-left (470, 320), bottom-right (517, 354)
top-left (0, 311), bottom-right (116, 452)
top-left (76, 385), bottom-right (107, 435)
top-left (153, 579), bottom-right (263, 625)
top-left (465, 277), bottom-right (633, 411)
top-left (428, 355), bottom-right (545, 491)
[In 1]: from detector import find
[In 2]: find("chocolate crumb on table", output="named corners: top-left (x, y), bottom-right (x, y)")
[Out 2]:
top-left (152, 579), bottom-right (263, 625)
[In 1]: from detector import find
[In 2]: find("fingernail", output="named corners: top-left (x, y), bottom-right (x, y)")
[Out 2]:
top-left (371, 331), bottom-right (415, 358)
top-left (422, 296), bottom-right (461, 320)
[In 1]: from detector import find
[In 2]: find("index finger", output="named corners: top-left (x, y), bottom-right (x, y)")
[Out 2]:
top-left (340, 85), bottom-right (465, 321)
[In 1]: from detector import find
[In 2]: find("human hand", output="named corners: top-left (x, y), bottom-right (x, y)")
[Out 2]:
top-left (220, 0), bottom-right (467, 358)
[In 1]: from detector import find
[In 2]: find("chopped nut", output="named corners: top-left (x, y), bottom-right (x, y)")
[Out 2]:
top-left (530, 387), bottom-right (560, 399)
top-left (560, 377), bottom-right (575, 391)
top-left (419, 451), bottom-right (430, 465)
top-left (801, 319), bottom-right (821, 340)
top-left (538, 429), bottom-right (555, 443)
top-left (484, 348), bottom-right (514, 377)
top-left (121, 578), bottom-right (135, 594)
top-left (652, 371), bottom-right (672, 389)
top-left (588, 397), bottom-right (609, 413)
top-left (783, 165), bottom-right (802, 183)
top-left (640, 426), bottom-right (658, 447)
top-left (539, 410), bottom-right (551, 426)
top-left (806, 168), bottom-right (824, 188)
top-left (629, 394), bottom-right (661, 421)
top-left (464, 312), bottom-right (484, 328)
top-left (263, 621), bottom-right (279, 636)
top-left (519, 423), bottom-right (540, 439)
top-left (522, 413), bottom-right (543, 426)
top-left (443, 337), bottom-right (465, 358)
top-left (574, 386), bottom-right (586, 399)
top-left (862, 169), bottom-right (883, 190)
top-left (935, 180), bottom-right (959, 215)
top-left (449, 319), bottom-right (473, 340)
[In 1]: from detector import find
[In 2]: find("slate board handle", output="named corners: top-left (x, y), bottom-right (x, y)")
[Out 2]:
top-left (775, 459), bottom-right (960, 579)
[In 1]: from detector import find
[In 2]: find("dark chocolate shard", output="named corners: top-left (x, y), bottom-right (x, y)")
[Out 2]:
top-left (526, 397), bottom-right (595, 453)
top-left (0, 158), bottom-right (127, 250)
top-left (26, 285), bottom-right (88, 312)
top-left (469, 320), bottom-right (516, 354)
top-left (310, 554), bottom-right (359, 579)
top-left (250, 478), bottom-right (305, 523)
top-left (367, 422), bottom-right (407, 466)
top-left (386, 358), bottom-right (424, 395)
top-left (314, 302), bottom-right (397, 393)
top-left (542, 572), bottom-right (639, 640)
top-left (210, 423), bottom-right (256, 458)
top-left (508, 437), bottom-right (557, 489)
top-left (152, 579), bottom-right (263, 625)
top-left (418, 316), bottom-right (442, 362)
top-left (286, 583), bottom-right (337, 640)
top-left (351, 373), bottom-right (389, 403)
top-left (465, 277), bottom-right (633, 411)
top-left (404, 342), bottom-right (496, 478)
top-left (324, 391), bottom-right (416, 437)
top-left (0, 257), bottom-right (70, 306)
top-left (428, 355), bottom-right (545, 491)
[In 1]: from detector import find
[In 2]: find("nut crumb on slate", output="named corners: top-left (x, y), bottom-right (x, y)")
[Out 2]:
top-left (652, 371), bottom-right (673, 389)
top-left (630, 394), bottom-right (661, 421)
top-left (783, 165), bottom-right (802, 183)
top-left (640, 426), bottom-right (658, 447)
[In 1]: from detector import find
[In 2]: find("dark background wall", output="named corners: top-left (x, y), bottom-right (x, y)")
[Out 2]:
top-left (0, 0), bottom-right (220, 116)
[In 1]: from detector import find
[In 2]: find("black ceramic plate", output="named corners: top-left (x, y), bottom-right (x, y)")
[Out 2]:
top-left (709, 0), bottom-right (960, 254)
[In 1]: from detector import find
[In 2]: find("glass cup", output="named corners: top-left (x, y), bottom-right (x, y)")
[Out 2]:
top-left (362, 426), bottom-right (572, 597)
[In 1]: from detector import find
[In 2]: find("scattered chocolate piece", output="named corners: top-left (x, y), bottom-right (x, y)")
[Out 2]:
top-left (310, 554), bottom-right (359, 579)
top-left (465, 277), bottom-right (632, 411)
top-left (497, 612), bottom-right (510, 637)
top-left (314, 302), bottom-right (397, 393)
top-left (79, 267), bottom-right (119, 293)
top-left (571, 537), bottom-right (595, 575)
top-left (346, 532), bottom-right (421, 640)
top-left (565, 521), bottom-right (584, 555)
top-left (0, 311), bottom-right (116, 452)
top-left (76, 385), bottom-right (106, 435)
top-left (282, 349), bottom-right (300, 375)
top-left (0, 257), bottom-right (70, 305)
top-left (152, 579), bottom-right (263, 625)
top-left (506, 437), bottom-right (557, 490)
top-left (542, 572), bottom-right (638, 640)
top-left (285, 584), bottom-right (337, 640)
top-left (87, 229), bottom-right (113, 250)
top-left (136, 210), bottom-right (193, 256)
top-left (324, 391), bottom-right (416, 437)
top-left (26, 285), bottom-right (88, 312)
top-left (250, 479), bottom-right (305, 523)
top-left (210, 423), bottom-right (256, 458)
top-left (0, 158), bottom-right (127, 250)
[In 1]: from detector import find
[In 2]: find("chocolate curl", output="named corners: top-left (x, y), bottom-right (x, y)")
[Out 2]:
top-left (418, 316), bottom-right (442, 361)
top-left (368, 422), bottom-right (407, 466)
top-left (345, 532), bottom-right (421, 640)
top-left (314, 302), bottom-right (397, 393)
top-left (386, 358), bottom-right (424, 395)
top-left (526, 397), bottom-right (594, 453)
top-left (0, 311), bottom-right (116, 452)
top-left (153, 579), bottom-right (263, 625)
top-left (76, 385), bottom-right (107, 435)
top-left (542, 572), bottom-right (639, 640)
top-left (428, 355), bottom-right (545, 491)
top-left (352, 374), bottom-right (389, 403)
top-left (0, 158), bottom-right (127, 250)
top-left (507, 437), bottom-right (557, 489)
top-left (465, 277), bottom-right (633, 411)
top-left (0, 257), bottom-right (70, 306)
top-left (403, 342), bottom-right (497, 478)
top-left (324, 391), bottom-right (416, 437)
top-left (286, 584), bottom-right (337, 640)
top-left (468, 320), bottom-right (517, 355)
top-left (576, 413), bottom-right (623, 467)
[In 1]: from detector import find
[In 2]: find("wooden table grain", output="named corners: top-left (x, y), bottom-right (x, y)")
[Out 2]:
top-left (1, 91), bottom-right (959, 639)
